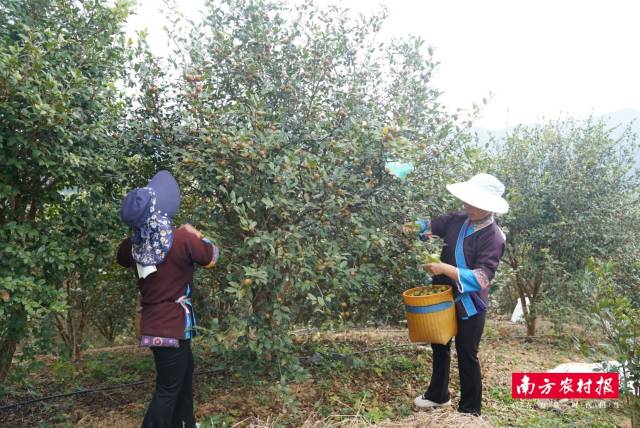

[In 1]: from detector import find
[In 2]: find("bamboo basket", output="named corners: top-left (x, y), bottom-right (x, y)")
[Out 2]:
top-left (403, 285), bottom-right (457, 344)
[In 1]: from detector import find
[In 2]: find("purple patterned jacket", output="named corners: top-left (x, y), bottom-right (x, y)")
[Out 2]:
top-left (418, 211), bottom-right (506, 319)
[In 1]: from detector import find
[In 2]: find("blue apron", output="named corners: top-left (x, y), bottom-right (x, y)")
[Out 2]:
top-left (454, 220), bottom-right (479, 320)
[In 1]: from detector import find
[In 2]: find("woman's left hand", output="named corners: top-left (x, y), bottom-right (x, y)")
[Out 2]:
top-left (179, 223), bottom-right (203, 239)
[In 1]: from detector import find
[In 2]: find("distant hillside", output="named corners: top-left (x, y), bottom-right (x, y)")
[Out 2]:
top-left (472, 109), bottom-right (640, 143)
top-left (471, 109), bottom-right (640, 166)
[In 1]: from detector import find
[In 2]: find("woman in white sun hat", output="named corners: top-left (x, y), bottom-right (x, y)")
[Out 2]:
top-left (404, 173), bottom-right (508, 416)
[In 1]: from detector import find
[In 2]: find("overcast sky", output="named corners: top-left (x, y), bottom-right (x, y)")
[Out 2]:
top-left (127, 0), bottom-right (640, 129)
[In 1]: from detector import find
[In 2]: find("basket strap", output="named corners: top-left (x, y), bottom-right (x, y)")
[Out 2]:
top-left (405, 300), bottom-right (453, 314)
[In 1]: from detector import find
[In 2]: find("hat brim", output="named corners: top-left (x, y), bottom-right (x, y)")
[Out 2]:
top-left (148, 170), bottom-right (180, 218)
top-left (446, 182), bottom-right (509, 214)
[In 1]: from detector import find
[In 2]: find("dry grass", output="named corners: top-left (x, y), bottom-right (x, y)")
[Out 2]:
top-left (5, 318), bottom-right (628, 427)
top-left (245, 407), bottom-right (493, 428)
top-left (74, 403), bottom-right (143, 428)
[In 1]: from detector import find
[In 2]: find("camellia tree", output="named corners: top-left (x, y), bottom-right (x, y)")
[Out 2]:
top-left (0, 0), bottom-right (134, 379)
top-left (44, 188), bottom-right (139, 360)
top-left (128, 0), bottom-right (475, 372)
top-left (583, 259), bottom-right (639, 427)
top-left (494, 119), bottom-right (640, 336)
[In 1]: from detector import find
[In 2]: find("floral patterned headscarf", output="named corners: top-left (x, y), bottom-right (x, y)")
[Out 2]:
top-left (130, 188), bottom-right (174, 266)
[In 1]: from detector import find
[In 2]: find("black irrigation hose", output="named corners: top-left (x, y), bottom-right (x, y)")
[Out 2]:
top-left (352, 343), bottom-right (417, 355)
top-left (0, 367), bottom-right (226, 412)
top-left (1, 336), bottom-right (546, 412)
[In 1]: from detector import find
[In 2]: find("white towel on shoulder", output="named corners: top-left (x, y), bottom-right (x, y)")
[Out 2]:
top-left (136, 263), bottom-right (157, 279)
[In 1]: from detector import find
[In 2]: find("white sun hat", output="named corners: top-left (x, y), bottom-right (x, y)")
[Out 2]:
top-left (446, 173), bottom-right (509, 214)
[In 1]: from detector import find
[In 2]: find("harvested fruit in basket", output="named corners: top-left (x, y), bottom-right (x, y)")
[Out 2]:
top-left (408, 285), bottom-right (449, 296)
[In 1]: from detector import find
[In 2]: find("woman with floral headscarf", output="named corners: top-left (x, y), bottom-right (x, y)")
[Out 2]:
top-left (117, 170), bottom-right (219, 428)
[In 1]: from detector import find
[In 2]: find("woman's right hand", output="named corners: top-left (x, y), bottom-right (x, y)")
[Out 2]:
top-left (402, 222), bottom-right (419, 235)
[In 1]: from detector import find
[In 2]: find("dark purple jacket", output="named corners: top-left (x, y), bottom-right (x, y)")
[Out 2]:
top-left (423, 211), bottom-right (506, 319)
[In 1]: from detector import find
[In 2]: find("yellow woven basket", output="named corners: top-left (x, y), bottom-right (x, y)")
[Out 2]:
top-left (403, 285), bottom-right (457, 344)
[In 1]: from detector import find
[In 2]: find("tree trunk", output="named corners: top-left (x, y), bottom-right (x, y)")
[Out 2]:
top-left (521, 297), bottom-right (537, 336)
top-left (526, 316), bottom-right (537, 336)
top-left (0, 337), bottom-right (18, 383)
top-left (73, 339), bottom-right (82, 362)
top-left (54, 273), bottom-right (88, 361)
top-left (515, 274), bottom-right (537, 336)
top-left (0, 307), bottom-right (27, 383)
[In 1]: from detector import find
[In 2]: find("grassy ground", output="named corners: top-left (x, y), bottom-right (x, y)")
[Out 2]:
top-left (0, 317), bottom-right (631, 427)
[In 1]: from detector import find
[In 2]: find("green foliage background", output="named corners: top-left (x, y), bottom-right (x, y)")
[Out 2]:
top-left (0, 4), bottom-right (638, 416)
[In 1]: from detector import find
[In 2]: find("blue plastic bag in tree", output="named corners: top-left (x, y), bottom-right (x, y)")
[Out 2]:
top-left (385, 161), bottom-right (413, 179)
